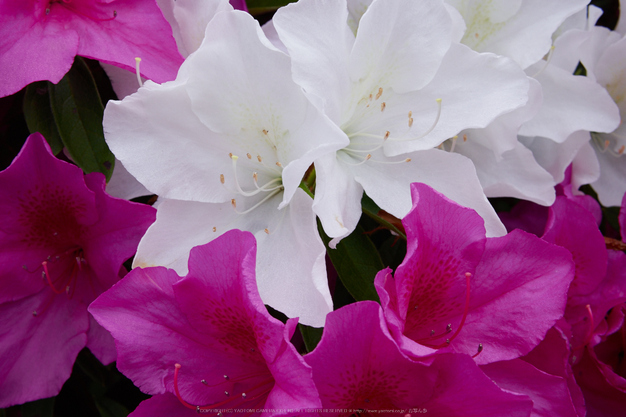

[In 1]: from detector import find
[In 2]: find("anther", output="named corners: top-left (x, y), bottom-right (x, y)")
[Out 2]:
top-left (212, 227), bottom-right (217, 232)
top-left (257, 155), bottom-right (262, 163)
top-left (262, 129), bottom-right (269, 135)
top-left (135, 57), bottom-right (143, 88)
top-left (264, 228), bottom-right (270, 234)
top-left (229, 152), bottom-right (233, 158)
top-left (384, 131), bottom-right (390, 140)
top-left (201, 379), bottom-right (208, 385)
top-left (46, 7), bottom-right (50, 14)
top-left (619, 145), bottom-right (625, 155)
top-left (430, 330), bottom-right (435, 336)
top-left (405, 158), bottom-right (411, 162)
top-left (408, 117), bottom-right (414, 127)
top-left (32, 311), bottom-right (38, 317)
top-left (472, 343), bottom-right (483, 358)
top-left (463, 133), bottom-right (467, 142)
top-left (380, 102), bottom-right (386, 112)
top-left (224, 375), bottom-right (229, 380)
top-left (241, 393), bottom-right (247, 399)
top-left (247, 153), bottom-right (252, 159)
top-left (224, 391), bottom-right (229, 397)
top-left (231, 199), bottom-right (236, 209)
top-left (275, 161), bottom-right (282, 167)
top-left (220, 174), bottom-right (225, 184)
top-left (375, 87), bottom-right (383, 100)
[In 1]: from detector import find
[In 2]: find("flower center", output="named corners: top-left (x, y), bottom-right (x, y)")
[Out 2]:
top-left (410, 272), bottom-right (472, 349)
top-left (339, 86), bottom-right (442, 165)
top-left (173, 363), bottom-right (275, 414)
top-left (220, 152), bottom-right (284, 215)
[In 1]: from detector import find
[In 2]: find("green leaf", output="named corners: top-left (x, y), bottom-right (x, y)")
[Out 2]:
top-left (247, 0), bottom-right (297, 14)
top-left (319, 221), bottom-right (383, 303)
top-left (48, 57), bottom-right (115, 181)
top-left (23, 81), bottom-right (64, 154)
top-left (298, 323), bottom-right (323, 352)
top-left (361, 193), bottom-right (407, 240)
top-left (20, 398), bottom-right (55, 417)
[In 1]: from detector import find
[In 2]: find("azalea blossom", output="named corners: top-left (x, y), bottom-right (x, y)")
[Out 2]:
top-left (305, 301), bottom-right (533, 416)
top-left (375, 183), bottom-right (574, 364)
top-left (89, 230), bottom-right (321, 416)
top-left (0, 133), bottom-right (155, 407)
top-left (272, 0), bottom-right (532, 245)
top-left (103, 9), bottom-right (348, 326)
top-left (0, 0), bottom-right (183, 97)
top-left (500, 181), bottom-right (626, 415)
top-left (563, 26), bottom-right (626, 206)
top-left (440, 0), bottom-right (620, 204)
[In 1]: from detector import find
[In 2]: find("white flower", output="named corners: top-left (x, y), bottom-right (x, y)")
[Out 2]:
top-left (273, 0), bottom-right (531, 244)
top-left (443, 0), bottom-right (620, 204)
top-left (103, 10), bottom-right (348, 326)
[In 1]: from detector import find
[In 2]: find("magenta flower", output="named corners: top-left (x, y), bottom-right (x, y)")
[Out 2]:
top-left (89, 230), bottom-right (321, 416)
top-left (0, 133), bottom-right (155, 407)
top-left (304, 301), bottom-right (533, 416)
top-left (375, 183), bottom-right (574, 364)
top-left (0, 0), bottom-right (183, 97)
top-left (500, 183), bottom-right (626, 415)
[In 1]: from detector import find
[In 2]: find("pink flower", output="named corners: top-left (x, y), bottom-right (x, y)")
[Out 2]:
top-left (89, 230), bottom-right (321, 416)
top-left (304, 301), bottom-right (533, 416)
top-left (0, 133), bottom-right (155, 407)
top-left (0, 0), bottom-right (183, 97)
top-left (375, 183), bottom-right (575, 364)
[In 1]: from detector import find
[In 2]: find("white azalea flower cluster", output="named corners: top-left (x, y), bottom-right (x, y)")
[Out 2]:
top-left (103, 0), bottom-right (624, 326)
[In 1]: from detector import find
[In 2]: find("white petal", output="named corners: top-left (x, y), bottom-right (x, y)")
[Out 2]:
top-left (105, 159), bottom-right (151, 201)
top-left (458, 77), bottom-right (542, 160)
top-left (449, 0), bottom-right (589, 69)
top-left (273, 0), bottom-right (355, 124)
top-left (256, 189), bottom-right (333, 327)
top-left (455, 140), bottom-right (555, 205)
top-left (352, 149), bottom-right (507, 237)
top-left (519, 131), bottom-right (591, 185)
top-left (349, 0), bottom-right (452, 94)
top-left (519, 64), bottom-right (620, 142)
top-left (170, 0), bottom-right (233, 57)
top-left (382, 43), bottom-right (529, 156)
top-left (571, 141), bottom-right (600, 194)
top-left (312, 153), bottom-right (364, 243)
top-left (592, 145), bottom-right (626, 207)
top-left (104, 80), bottom-right (233, 203)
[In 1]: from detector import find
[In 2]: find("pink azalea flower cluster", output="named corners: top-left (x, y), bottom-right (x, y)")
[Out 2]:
top-left (1, 0), bottom-right (626, 415)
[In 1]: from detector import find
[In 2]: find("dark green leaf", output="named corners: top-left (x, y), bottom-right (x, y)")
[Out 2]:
top-left (93, 396), bottom-right (130, 417)
top-left (319, 220), bottom-right (383, 303)
top-left (298, 323), bottom-right (323, 352)
top-left (361, 193), bottom-right (406, 240)
top-left (23, 82), bottom-right (64, 154)
top-left (20, 398), bottom-right (55, 417)
top-left (49, 57), bottom-right (115, 181)
top-left (247, 0), bottom-right (297, 14)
